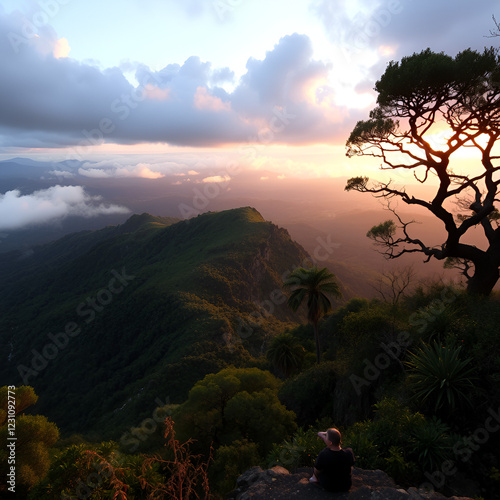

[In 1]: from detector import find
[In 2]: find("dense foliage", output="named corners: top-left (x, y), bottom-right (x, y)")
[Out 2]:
top-left (0, 208), bottom-right (307, 437)
top-left (2, 209), bottom-right (500, 499)
top-left (0, 387), bottom-right (59, 497)
top-left (173, 367), bottom-right (297, 455)
top-left (29, 418), bottom-right (211, 499)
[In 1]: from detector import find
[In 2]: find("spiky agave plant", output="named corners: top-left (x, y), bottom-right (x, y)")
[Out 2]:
top-left (410, 417), bottom-right (453, 472)
top-left (406, 341), bottom-right (477, 416)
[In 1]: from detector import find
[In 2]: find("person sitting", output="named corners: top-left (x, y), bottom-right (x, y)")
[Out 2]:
top-left (309, 428), bottom-right (355, 492)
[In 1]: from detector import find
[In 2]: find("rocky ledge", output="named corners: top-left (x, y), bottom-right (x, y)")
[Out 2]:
top-left (227, 466), bottom-right (474, 500)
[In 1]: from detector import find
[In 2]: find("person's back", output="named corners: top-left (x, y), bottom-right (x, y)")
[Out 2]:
top-left (314, 447), bottom-right (354, 492)
top-left (311, 428), bottom-right (355, 492)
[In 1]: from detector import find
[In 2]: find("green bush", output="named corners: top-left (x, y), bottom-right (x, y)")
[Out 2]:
top-left (408, 301), bottom-right (457, 343)
top-left (342, 422), bottom-right (380, 469)
top-left (266, 332), bottom-right (305, 378)
top-left (339, 398), bottom-right (463, 486)
top-left (28, 441), bottom-right (140, 499)
top-left (383, 446), bottom-right (419, 486)
top-left (409, 417), bottom-right (453, 472)
top-left (369, 397), bottom-right (425, 450)
top-left (210, 439), bottom-right (261, 496)
top-left (278, 362), bottom-right (337, 426)
top-left (30, 419), bottom-right (212, 500)
top-left (266, 427), bottom-right (327, 470)
top-left (174, 367), bottom-right (296, 456)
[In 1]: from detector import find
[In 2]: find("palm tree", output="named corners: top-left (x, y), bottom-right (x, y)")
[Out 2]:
top-left (266, 332), bottom-right (305, 378)
top-left (283, 266), bottom-right (342, 363)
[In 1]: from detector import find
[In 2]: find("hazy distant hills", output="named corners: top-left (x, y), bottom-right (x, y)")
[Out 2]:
top-left (0, 207), bottom-right (310, 437)
top-left (0, 156), bottom-right (465, 295)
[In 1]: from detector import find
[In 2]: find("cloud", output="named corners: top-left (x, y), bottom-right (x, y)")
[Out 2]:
top-left (143, 85), bottom-right (172, 102)
top-left (0, 1), bottom-right (496, 152)
top-left (202, 174), bottom-right (231, 183)
top-left (78, 161), bottom-right (165, 179)
top-left (53, 37), bottom-right (70, 59)
top-left (374, 0), bottom-right (495, 60)
top-left (76, 168), bottom-right (110, 178)
top-left (312, 0), bottom-right (495, 71)
top-left (0, 10), bottom-right (359, 149)
top-left (210, 67), bottom-right (235, 85)
top-left (194, 86), bottom-right (231, 111)
top-left (0, 185), bottom-right (130, 230)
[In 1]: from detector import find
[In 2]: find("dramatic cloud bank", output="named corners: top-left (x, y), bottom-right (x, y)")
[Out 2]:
top-left (0, 1), bottom-right (494, 153)
top-left (0, 185), bottom-right (130, 230)
top-left (0, 8), bottom-right (356, 150)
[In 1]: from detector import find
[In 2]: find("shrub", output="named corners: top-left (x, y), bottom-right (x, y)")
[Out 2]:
top-left (210, 439), bottom-right (260, 496)
top-left (409, 417), bottom-right (453, 472)
top-left (369, 397), bottom-right (425, 450)
top-left (342, 422), bottom-right (380, 469)
top-left (266, 427), bottom-right (327, 470)
top-left (383, 446), bottom-right (419, 486)
top-left (278, 362), bottom-right (337, 426)
top-left (0, 386), bottom-right (59, 496)
top-left (174, 367), bottom-right (296, 456)
top-left (266, 332), bottom-right (305, 378)
top-left (29, 418), bottom-right (211, 499)
top-left (342, 399), bottom-right (426, 478)
top-left (406, 341), bottom-right (477, 417)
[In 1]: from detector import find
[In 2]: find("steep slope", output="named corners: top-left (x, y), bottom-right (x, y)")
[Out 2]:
top-left (0, 207), bottom-right (310, 437)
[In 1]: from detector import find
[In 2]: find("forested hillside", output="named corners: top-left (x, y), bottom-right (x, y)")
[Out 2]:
top-left (1, 207), bottom-right (499, 500)
top-left (0, 207), bottom-right (309, 437)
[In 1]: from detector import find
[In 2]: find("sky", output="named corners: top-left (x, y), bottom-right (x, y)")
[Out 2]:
top-left (0, 0), bottom-right (497, 177)
top-left (0, 0), bottom-right (499, 233)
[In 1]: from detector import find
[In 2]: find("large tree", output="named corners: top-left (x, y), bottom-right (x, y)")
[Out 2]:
top-left (0, 386), bottom-right (59, 496)
top-left (173, 367), bottom-right (296, 456)
top-left (345, 47), bottom-right (500, 295)
top-left (283, 266), bottom-right (341, 362)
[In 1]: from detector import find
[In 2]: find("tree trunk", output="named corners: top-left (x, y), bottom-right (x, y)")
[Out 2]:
top-left (467, 257), bottom-right (500, 296)
top-left (313, 322), bottom-right (321, 364)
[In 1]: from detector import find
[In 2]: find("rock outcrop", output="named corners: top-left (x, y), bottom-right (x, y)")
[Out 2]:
top-left (227, 466), bottom-right (474, 500)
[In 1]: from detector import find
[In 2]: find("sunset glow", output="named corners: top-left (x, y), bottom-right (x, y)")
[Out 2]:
top-left (1, 5), bottom-right (500, 496)
top-left (0, 0), bottom-right (494, 181)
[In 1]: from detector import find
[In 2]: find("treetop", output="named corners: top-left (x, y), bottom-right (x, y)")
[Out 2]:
top-left (375, 47), bottom-right (499, 110)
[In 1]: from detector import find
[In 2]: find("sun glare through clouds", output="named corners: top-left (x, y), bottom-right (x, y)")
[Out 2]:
top-left (0, 0), bottom-right (495, 218)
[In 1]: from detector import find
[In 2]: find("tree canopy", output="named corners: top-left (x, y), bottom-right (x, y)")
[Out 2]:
top-left (346, 47), bottom-right (500, 295)
top-left (0, 386), bottom-right (59, 495)
top-left (172, 367), bottom-right (296, 456)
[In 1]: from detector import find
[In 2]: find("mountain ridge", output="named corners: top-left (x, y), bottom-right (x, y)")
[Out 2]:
top-left (0, 207), bottom-right (312, 437)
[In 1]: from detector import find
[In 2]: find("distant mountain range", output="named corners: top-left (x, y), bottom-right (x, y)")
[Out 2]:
top-left (0, 157), bottom-right (463, 294)
top-left (0, 207), bottom-right (310, 437)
